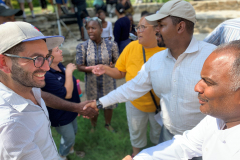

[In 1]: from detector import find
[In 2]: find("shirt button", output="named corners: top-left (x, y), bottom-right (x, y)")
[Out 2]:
top-left (173, 95), bottom-right (175, 97)
top-left (173, 79), bottom-right (176, 82)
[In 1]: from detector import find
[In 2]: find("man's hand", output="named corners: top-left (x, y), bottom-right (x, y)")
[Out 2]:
top-left (82, 100), bottom-right (98, 118)
top-left (86, 65), bottom-right (107, 76)
top-left (122, 155), bottom-right (132, 160)
top-left (42, 91), bottom-right (98, 118)
top-left (78, 100), bottom-right (98, 118)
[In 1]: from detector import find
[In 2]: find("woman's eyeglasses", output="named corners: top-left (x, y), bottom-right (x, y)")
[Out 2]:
top-left (134, 25), bottom-right (158, 32)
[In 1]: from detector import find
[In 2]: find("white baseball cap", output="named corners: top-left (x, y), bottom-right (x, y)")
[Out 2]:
top-left (0, 21), bottom-right (64, 54)
top-left (146, 0), bottom-right (196, 25)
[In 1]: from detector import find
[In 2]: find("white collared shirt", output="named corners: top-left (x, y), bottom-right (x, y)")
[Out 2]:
top-left (100, 37), bottom-right (216, 135)
top-left (0, 83), bottom-right (58, 160)
top-left (134, 116), bottom-right (240, 160)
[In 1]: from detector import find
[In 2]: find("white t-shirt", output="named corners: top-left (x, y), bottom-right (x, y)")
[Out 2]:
top-left (101, 21), bottom-right (113, 39)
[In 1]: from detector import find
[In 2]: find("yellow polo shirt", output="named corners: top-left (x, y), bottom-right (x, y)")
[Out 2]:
top-left (115, 40), bottom-right (165, 112)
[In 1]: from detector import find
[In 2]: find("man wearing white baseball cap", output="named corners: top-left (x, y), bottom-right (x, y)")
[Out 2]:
top-left (0, 21), bottom-right (98, 159)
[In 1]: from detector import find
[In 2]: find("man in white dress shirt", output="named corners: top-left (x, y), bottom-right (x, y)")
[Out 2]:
top-left (85, 2), bottom-right (216, 159)
top-left (86, 0), bottom-right (216, 150)
top-left (122, 40), bottom-right (240, 160)
top-left (0, 22), bottom-right (98, 159)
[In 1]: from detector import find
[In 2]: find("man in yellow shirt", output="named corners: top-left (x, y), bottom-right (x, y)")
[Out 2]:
top-left (87, 16), bottom-right (165, 156)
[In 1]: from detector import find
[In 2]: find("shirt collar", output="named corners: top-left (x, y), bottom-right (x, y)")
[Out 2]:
top-left (184, 37), bottom-right (199, 54)
top-left (49, 63), bottom-right (65, 73)
top-left (216, 118), bottom-right (226, 130)
top-left (0, 82), bottom-right (37, 112)
top-left (166, 37), bottom-right (199, 59)
top-left (90, 38), bottom-right (104, 46)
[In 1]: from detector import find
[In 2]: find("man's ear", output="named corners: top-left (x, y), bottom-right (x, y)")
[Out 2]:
top-left (177, 21), bottom-right (186, 34)
top-left (0, 54), bottom-right (11, 73)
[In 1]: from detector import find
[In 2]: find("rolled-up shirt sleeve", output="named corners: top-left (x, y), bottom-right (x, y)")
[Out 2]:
top-left (0, 122), bottom-right (44, 160)
top-left (99, 61), bottom-right (153, 108)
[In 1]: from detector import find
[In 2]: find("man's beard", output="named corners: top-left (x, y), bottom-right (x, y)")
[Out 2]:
top-left (156, 32), bottom-right (166, 47)
top-left (11, 62), bottom-right (46, 88)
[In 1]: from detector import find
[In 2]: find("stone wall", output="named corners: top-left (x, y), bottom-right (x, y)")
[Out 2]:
top-left (133, 3), bottom-right (163, 14)
top-left (132, 0), bottom-right (240, 13)
top-left (191, 0), bottom-right (240, 12)
top-left (132, 0), bottom-right (240, 33)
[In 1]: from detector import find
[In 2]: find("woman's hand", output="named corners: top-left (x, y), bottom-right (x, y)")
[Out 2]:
top-left (108, 37), bottom-right (112, 40)
top-left (86, 64), bottom-right (107, 76)
top-left (65, 63), bottom-right (77, 74)
top-left (64, 63), bottom-right (77, 99)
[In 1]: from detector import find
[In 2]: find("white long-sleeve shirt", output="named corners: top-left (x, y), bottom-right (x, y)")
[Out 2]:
top-left (134, 116), bottom-right (240, 160)
top-left (0, 83), bottom-right (58, 160)
top-left (100, 37), bottom-right (216, 135)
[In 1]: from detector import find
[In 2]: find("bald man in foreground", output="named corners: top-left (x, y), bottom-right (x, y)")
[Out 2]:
top-left (123, 40), bottom-right (240, 160)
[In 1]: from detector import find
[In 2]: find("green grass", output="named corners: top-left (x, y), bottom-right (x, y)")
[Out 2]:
top-left (52, 103), bottom-right (155, 160)
top-left (51, 103), bottom-right (133, 160)
top-left (73, 70), bottom-right (85, 82)
top-left (17, 4), bottom-right (54, 15)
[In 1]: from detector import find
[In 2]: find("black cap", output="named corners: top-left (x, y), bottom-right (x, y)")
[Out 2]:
top-left (0, 4), bottom-right (23, 17)
top-left (116, 3), bottom-right (125, 14)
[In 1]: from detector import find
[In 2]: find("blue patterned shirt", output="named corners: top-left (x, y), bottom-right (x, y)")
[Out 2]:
top-left (204, 18), bottom-right (240, 46)
top-left (76, 38), bottom-right (119, 109)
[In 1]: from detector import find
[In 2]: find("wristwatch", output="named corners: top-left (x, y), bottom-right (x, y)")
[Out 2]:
top-left (96, 99), bottom-right (103, 109)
